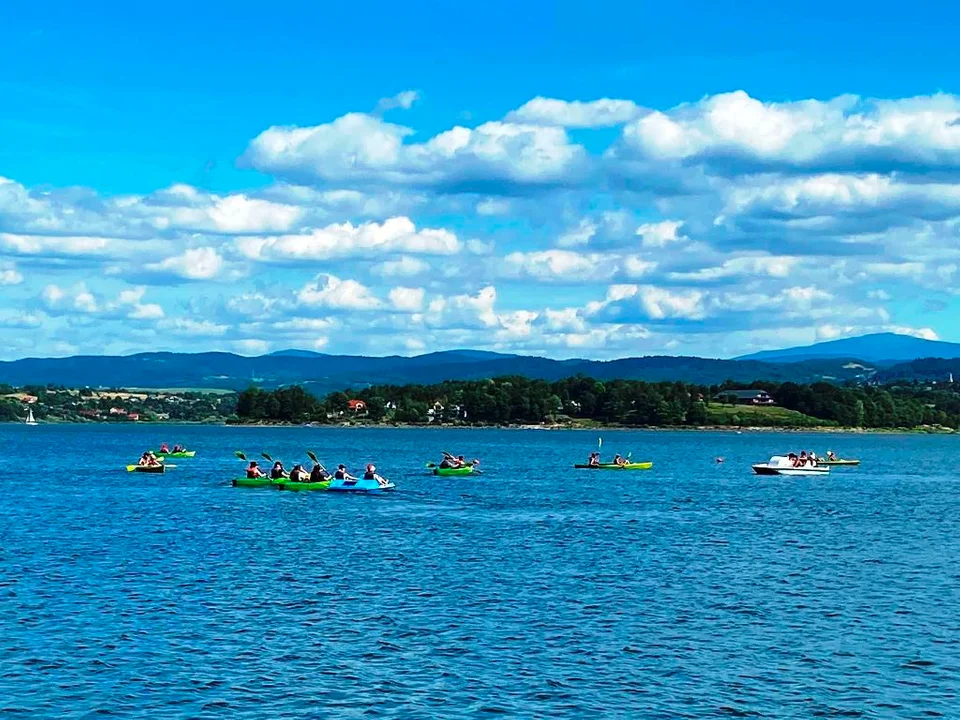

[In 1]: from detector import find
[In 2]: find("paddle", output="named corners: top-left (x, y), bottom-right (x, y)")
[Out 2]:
top-left (306, 450), bottom-right (328, 474)
top-left (235, 450), bottom-right (247, 461)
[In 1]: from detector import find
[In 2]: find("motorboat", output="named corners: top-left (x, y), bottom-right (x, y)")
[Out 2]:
top-left (752, 456), bottom-right (829, 476)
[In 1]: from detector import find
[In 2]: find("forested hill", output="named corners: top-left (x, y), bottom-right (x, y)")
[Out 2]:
top-left (235, 377), bottom-right (960, 430)
top-left (0, 350), bottom-right (881, 392)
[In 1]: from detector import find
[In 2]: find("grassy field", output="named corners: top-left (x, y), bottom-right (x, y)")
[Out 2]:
top-left (705, 403), bottom-right (829, 427)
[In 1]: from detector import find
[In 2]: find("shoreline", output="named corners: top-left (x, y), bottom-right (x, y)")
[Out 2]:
top-left (11, 420), bottom-right (945, 434)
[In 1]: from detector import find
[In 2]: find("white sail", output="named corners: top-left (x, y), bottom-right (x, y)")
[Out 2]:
top-left (25, 407), bottom-right (37, 425)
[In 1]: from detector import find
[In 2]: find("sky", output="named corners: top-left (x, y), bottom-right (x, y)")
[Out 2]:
top-left (2, 0), bottom-right (960, 360)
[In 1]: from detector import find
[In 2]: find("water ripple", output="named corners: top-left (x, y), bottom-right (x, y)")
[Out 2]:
top-left (0, 426), bottom-right (957, 717)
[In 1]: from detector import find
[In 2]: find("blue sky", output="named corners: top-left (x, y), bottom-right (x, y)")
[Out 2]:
top-left (1, 1), bottom-right (958, 360)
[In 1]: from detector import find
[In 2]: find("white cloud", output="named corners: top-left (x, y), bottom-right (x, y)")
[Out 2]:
top-left (146, 247), bottom-right (224, 280)
top-left (374, 256), bottom-right (431, 277)
top-left (234, 338), bottom-right (270, 355)
top-left (669, 255), bottom-right (798, 281)
top-left (149, 187), bottom-right (303, 234)
top-left (615, 91), bottom-right (960, 173)
top-left (636, 220), bottom-right (686, 248)
top-left (1, 233), bottom-right (111, 257)
top-left (0, 262), bottom-right (22, 285)
top-left (297, 274), bottom-right (381, 311)
top-left (508, 97), bottom-right (643, 128)
top-left (375, 90), bottom-right (420, 113)
top-left (236, 216), bottom-right (460, 262)
top-left (501, 250), bottom-right (609, 281)
top-left (388, 287), bottom-right (425, 312)
top-left (159, 318), bottom-right (227, 335)
top-left (243, 113), bottom-right (588, 192)
top-left (637, 286), bottom-right (706, 320)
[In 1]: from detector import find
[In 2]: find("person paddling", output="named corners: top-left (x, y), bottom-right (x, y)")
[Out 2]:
top-left (364, 464), bottom-right (390, 488)
top-left (310, 462), bottom-right (330, 482)
top-left (246, 461), bottom-right (265, 479)
top-left (613, 454), bottom-right (628, 467)
top-left (270, 461), bottom-right (287, 480)
top-left (588, 451), bottom-right (600, 467)
top-left (159, 443), bottom-right (170, 454)
top-left (334, 464), bottom-right (356, 481)
top-left (288, 464), bottom-right (307, 482)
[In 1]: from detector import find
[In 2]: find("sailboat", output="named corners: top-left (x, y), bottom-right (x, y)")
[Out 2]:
top-left (25, 407), bottom-right (37, 426)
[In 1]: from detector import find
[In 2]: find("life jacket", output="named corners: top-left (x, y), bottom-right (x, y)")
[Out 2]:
top-left (246, 468), bottom-right (259, 478)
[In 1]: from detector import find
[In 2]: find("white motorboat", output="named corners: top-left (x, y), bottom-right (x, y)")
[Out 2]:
top-left (752, 456), bottom-right (829, 476)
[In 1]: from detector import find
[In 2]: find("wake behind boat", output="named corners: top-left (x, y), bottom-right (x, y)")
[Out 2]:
top-left (752, 456), bottom-right (829, 476)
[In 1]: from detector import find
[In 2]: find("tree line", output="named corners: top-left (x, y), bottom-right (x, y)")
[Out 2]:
top-left (233, 376), bottom-right (960, 429)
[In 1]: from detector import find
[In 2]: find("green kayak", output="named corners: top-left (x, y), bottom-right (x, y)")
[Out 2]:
top-left (574, 462), bottom-right (653, 470)
top-left (278, 480), bottom-right (331, 491)
top-left (232, 476), bottom-right (286, 487)
top-left (819, 459), bottom-right (860, 466)
top-left (153, 450), bottom-right (196, 458)
top-left (433, 465), bottom-right (475, 476)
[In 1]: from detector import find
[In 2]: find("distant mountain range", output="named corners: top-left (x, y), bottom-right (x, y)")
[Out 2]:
top-left (737, 332), bottom-right (960, 364)
top-left (0, 333), bottom-right (955, 392)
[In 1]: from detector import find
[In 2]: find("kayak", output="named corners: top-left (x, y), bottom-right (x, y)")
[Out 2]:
top-left (278, 480), bottom-right (331, 492)
top-left (328, 477), bottom-right (395, 493)
top-left (153, 451), bottom-right (196, 458)
top-left (433, 465), bottom-right (475, 476)
top-left (819, 459), bottom-right (860, 466)
top-left (574, 462), bottom-right (653, 470)
top-left (232, 476), bottom-right (287, 487)
top-left (126, 464), bottom-right (166, 473)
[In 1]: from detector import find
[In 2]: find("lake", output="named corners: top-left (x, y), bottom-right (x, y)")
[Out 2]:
top-left (0, 425), bottom-right (957, 718)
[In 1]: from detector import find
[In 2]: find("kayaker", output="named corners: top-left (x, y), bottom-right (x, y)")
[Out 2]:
top-left (827, 450), bottom-right (837, 461)
top-left (310, 462), bottom-right (330, 482)
top-left (455, 455), bottom-right (467, 468)
top-left (438, 452), bottom-right (456, 469)
top-left (270, 461), bottom-right (287, 480)
top-left (364, 464), bottom-right (390, 488)
top-left (288, 464), bottom-right (307, 482)
top-left (138, 452), bottom-right (151, 466)
top-left (173, 444), bottom-right (184, 453)
top-left (334, 464), bottom-right (356, 481)
top-left (160, 443), bottom-right (170, 453)
top-left (613, 454), bottom-right (627, 467)
top-left (246, 461), bottom-right (265, 479)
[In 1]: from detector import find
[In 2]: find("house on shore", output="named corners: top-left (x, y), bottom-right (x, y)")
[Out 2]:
top-left (714, 389), bottom-right (775, 406)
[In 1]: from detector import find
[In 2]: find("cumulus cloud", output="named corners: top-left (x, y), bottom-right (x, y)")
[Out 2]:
top-left (613, 90), bottom-right (960, 174)
top-left (373, 255), bottom-right (431, 277)
top-left (0, 262), bottom-right (22, 285)
top-left (7, 87), bottom-right (960, 358)
top-left (297, 274), bottom-right (381, 311)
top-left (242, 113), bottom-right (589, 192)
top-left (146, 247), bottom-right (224, 280)
top-left (235, 216), bottom-right (460, 262)
top-left (388, 286), bottom-right (425, 312)
top-left (508, 97), bottom-right (643, 128)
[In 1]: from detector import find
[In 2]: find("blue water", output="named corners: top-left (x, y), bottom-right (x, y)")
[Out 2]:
top-left (0, 425), bottom-right (957, 718)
